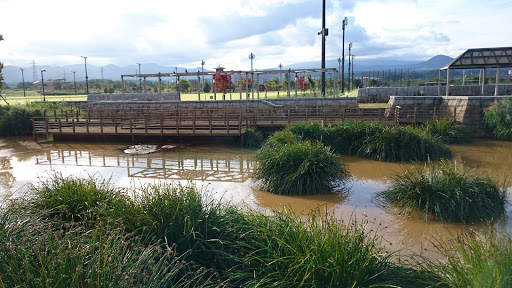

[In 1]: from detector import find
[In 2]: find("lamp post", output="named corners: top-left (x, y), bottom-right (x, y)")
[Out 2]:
top-left (41, 70), bottom-right (46, 101)
top-left (341, 17), bottom-right (347, 93)
top-left (71, 71), bottom-right (77, 96)
top-left (136, 63), bottom-right (142, 92)
top-left (249, 53), bottom-right (255, 92)
top-left (81, 56), bottom-right (89, 94)
top-left (348, 43), bottom-right (352, 90)
top-left (201, 60), bottom-right (205, 84)
top-left (318, 0), bottom-right (328, 96)
top-left (20, 68), bottom-right (26, 97)
top-left (351, 54), bottom-right (355, 90)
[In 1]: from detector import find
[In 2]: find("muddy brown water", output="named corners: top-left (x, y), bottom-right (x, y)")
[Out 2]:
top-left (1, 137), bottom-right (511, 259)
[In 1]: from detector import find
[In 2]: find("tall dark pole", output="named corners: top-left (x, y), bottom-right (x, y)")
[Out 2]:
top-left (348, 42), bottom-right (352, 90)
top-left (71, 71), bottom-right (77, 96)
top-left (20, 68), bottom-right (26, 97)
top-left (41, 70), bottom-right (46, 101)
top-left (341, 17), bottom-right (347, 93)
top-left (318, 0), bottom-right (328, 96)
top-left (136, 63), bottom-right (142, 92)
top-left (201, 60), bottom-right (205, 84)
top-left (81, 56), bottom-right (89, 94)
top-left (351, 55), bottom-right (355, 89)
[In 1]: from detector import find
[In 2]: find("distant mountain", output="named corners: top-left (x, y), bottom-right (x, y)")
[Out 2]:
top-left (409, 55), bottom-right (453, 71)
top-left (2, 55), bottom-right (454, 85)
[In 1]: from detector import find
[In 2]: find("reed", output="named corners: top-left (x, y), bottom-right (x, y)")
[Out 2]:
top-left (377, 161), bottom-right (507, 223)
top-left (483, 99), bottom-right (512, 140)
top-left (254, 130), bottom-right (349, 195)
top-left (431, 229), bottom-right (512, 288)
top-left (422, 119), bottom-right (473, 144)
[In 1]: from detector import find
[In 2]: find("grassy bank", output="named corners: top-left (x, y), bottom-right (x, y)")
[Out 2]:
top-left (484, 99), bottom-right (512, 140)
top-left (0, 175), bottom-right (437, 287)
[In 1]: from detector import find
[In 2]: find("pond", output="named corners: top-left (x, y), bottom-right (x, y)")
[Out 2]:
top-left (1, 137), bottom-right (511, 259)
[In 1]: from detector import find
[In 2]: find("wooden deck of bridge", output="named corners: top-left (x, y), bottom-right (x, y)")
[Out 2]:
top-left (32, 106), bottom-right (456, 140)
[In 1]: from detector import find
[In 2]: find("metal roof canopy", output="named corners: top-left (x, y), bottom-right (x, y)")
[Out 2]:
top-left (120, 68), bottom-right (339, 101)
top-left (438, 47), bottom-right (512, 96)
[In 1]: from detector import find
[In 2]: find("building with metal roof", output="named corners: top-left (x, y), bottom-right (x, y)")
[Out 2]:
top-left (439, 47), bottom-right (512, 96)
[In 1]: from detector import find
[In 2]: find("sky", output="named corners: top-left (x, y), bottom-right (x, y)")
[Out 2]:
top-left (0, 0), bottom-right (510, 71)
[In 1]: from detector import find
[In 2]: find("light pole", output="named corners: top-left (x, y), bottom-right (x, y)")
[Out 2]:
top-left (249, 53), bottom-right (255, 92)
top-left (337, 57), bottom-right (341, 88)
top-left (20, 68), bottom-right (26, 97)
top-left (342, 17), bottom-right (348, 93)
top-left (318, 0), bottom-right (328, 96)
top-left (201, 60), bottom-right (205, 84)
top-left (348, 43), bottom-right (352, 90)
top-left (136, 63), bottom-right (142, 92)
top-left (81, 56), bottom-right (89, 94)
top-left (71, 71), bottom-right (77, 96)
top-left (41, 70), bottom-right (46, 101)
top-left (351, 54), bottom-right (355, 90)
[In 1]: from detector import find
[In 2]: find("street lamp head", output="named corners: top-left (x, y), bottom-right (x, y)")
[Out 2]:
top-left (349, 42), bottom-right (353, 48)
top-left (248, 53), bottom-right (255, 60)
top-left (344, 17), bottom-right (348, 25)
top-left (337, 57), bottom-right (341, 62)
top-left (81, 56), bottom-right (87, 59)
top-left (41, 69), bottom-right (46, 73)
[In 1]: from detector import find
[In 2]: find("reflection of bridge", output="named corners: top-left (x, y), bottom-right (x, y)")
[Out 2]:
top-left (35, 149), bottom-right (255, 183)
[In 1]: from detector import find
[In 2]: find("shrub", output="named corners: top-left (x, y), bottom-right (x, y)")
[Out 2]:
top-left (0, 105), bottom-right (43, 136)
top-left (286, 121), bottom-right (329, 142)
top-left (483, 99), bottom-right (512, 140)
top-left (243, 127), bottom-right (264, 148)
top-left (432, 229), bottom-right (512, 288)
top-left (422, 119), bottom-right (473, 144)
top-left (376, 161), bottom-right (507, 223)
top-left (254, 130), bottom-right (349, 195)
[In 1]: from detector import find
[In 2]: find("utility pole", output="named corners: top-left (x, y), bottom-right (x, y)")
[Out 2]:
top-left (201, 60), bottom-right (205, 84)
top-left (71, 71), bottom-right (77, 96)
top-left (81, 56), bottom-right (89, 94)
top-left (20, 68), bottom-right (26, 97)
top-left (341, 17), bottom-right (348, 93)
top-left (41, 70), bottom-right (46, 101)
top-left (351, 55), bottom-right (355, 90)
top-left (348, 43), bottom-right (352, 90)
top-left (249, 53), bottom-right (255, 93)
top-left (318, 0), bottom-right (328, 96)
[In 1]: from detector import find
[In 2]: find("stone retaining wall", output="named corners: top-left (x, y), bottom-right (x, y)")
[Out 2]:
top-left (86, 97), bottom-right (359, 110)
top-left (358, 85), bottom-right (512, 103)
top-left (87, 92), bottom-right (180, 101)
top-left (387, 96), bottom-right (512, 135)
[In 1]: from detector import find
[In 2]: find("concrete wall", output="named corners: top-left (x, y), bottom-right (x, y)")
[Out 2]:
top-left (88, 92), bottom-right (180, 102)
top-left (85, 97), bottom-right (359, 110)
top-left (358, 84), bottom-right (512, 103)
top-left (387, 96), bottom-right (512, 135)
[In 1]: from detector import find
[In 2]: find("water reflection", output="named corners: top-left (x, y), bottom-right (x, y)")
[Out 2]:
top-left (0, 138), bottom-right (511, 260)
top-left (35, 146), bottom-right (255, 183)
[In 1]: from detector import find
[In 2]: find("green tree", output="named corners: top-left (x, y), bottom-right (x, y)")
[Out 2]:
top-left (267, 78), bottom-right (279, 91)
top-left (307, 74), bottom-right (315, 93)
top-left (202, 81), bottom-right (211, 93)
top-left (179, 78), bottom-right (190, 93)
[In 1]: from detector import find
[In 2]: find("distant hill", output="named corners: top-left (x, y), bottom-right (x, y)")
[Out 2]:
top-left (2, 55), bottom-right (454, 85)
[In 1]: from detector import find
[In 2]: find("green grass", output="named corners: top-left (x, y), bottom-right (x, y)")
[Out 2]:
top-left (422, 119), bottom-right (473, 144)
top-left (254, 130), bottom-right (350, 195)
top-left (483, 99), bottom-right (512, 140)
top-left (283, 120), bottom-right (452, 162)
top-left (376, 161), bottom-right (507, 223)
top-left (1, 174), bottom-right (440, 287)
top-left (431, 229), bottom-right (512, 288)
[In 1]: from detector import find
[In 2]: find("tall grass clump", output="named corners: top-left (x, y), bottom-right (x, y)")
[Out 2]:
top-left (29, 173), bottom-right (129, 223)
top-left (254, 130), bottom-right (349, 195)
top-left (483, 99), bottom-right (512, 140)
top-left (422, 119), bottom-right (473, 144)
top-left (236, 210), bottom-right (437, 288)
top-left (431, 229), bottom-right (512, 288)
top-left (284, 120), bottom-right (452, 162)
top-left (361, 125), bottom-right (452, 162)
top-left (377, 161), bottom-right (507, 223)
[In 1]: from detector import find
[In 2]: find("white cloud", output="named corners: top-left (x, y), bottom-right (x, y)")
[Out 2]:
top-left (0, 0), bottom-right (510, 70)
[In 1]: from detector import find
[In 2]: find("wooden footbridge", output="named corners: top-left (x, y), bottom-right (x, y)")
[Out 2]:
top-left (32, 104), bottom-right (456, 141)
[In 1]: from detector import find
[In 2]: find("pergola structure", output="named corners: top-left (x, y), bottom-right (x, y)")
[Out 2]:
top-left (121, 68), bottom-right (339, 101)
top-left (439, 47), bottom-right (512, 96)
